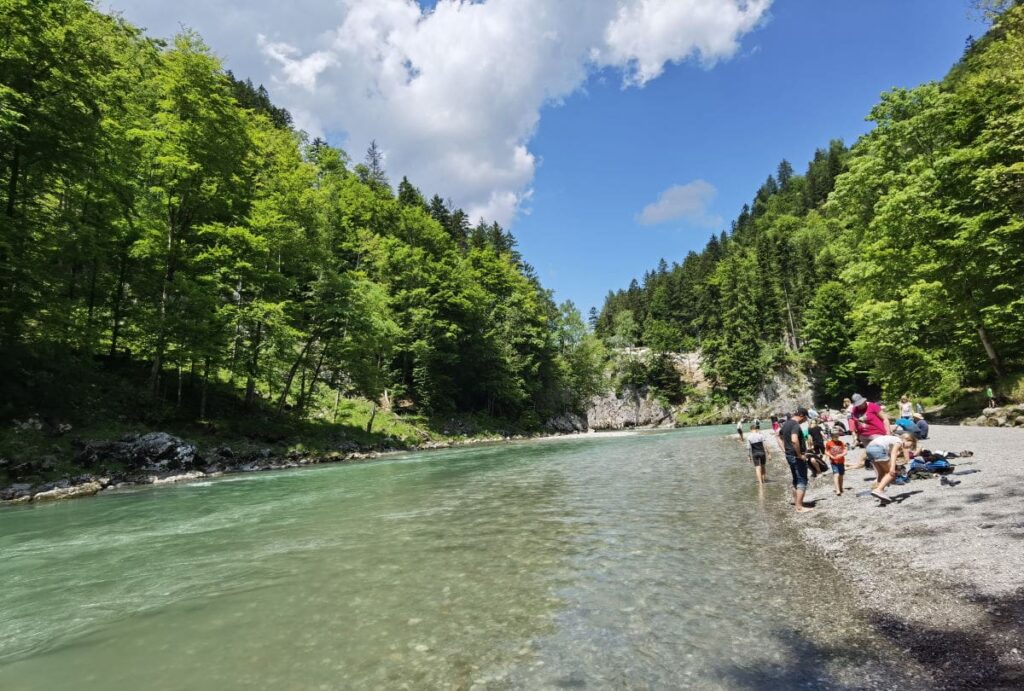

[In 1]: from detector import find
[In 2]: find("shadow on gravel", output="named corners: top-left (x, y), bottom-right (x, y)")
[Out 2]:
top-left (712, 589), bottom-right (1024, 691)
top-left (866, 587), bottom-right (1024, 689)
top-left (717, 589), bottom-right (1024, 690)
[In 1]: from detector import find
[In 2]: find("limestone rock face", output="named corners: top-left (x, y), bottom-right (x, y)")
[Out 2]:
top-left (585, 390), bottom-right (675, 431)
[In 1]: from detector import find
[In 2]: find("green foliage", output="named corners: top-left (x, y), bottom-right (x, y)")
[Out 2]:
top-left (598, 6), bottom-right (1024, 404)
top-left (0, 0), bottom-right (593, 444)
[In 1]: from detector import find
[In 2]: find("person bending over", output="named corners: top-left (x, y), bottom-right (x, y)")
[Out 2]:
top-left (781, 408), bottom-right (813, 513)
top-left (864, 432), bottom-right (917, 504)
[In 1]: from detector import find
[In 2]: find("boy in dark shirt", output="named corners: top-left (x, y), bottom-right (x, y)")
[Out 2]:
top-left (781, 408), bottom-right (813, 513)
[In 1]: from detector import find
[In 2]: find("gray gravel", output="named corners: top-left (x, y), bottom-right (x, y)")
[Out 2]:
top-left (786, 424), bottom-right (1024, 689)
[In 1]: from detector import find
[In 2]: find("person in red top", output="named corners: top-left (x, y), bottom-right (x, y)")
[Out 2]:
top-left (824, 428), bottom-right (847, 495)
top-left (847, 393), bottom-right (891, 468)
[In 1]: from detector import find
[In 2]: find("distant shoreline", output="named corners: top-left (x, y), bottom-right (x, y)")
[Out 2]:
top-left (0, 426), bottom-right (651, 507)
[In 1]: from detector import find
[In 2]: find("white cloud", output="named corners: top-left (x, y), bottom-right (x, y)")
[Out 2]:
top-left (637, 180), bottom-right (722, 227)
top-left (105, 0), bottom-right (771, 225)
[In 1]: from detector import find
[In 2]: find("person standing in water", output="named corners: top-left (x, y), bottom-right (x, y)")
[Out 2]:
top-left (781, 408), bottom-right (813, 513)
top-left (736, 419), bottom-right (744, 441)
top-left (746, 422), bottom-right (770, 485)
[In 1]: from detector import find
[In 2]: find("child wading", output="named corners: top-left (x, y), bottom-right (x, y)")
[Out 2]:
top-left (824, 428), bottom-right (847, 495)
top-left (746, 422), bottom-right (770, 485)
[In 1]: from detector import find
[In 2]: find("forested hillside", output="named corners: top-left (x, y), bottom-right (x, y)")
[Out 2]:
top-left (597, 3), bottom-right (1024, 407)
top-left (0, 0), bottom-right (605, 442)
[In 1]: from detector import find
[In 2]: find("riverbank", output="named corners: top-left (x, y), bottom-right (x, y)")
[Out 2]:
top-left (785, 425), bottom-right (1024, 688)
top-left (0, 427), bottom-right (637, 506)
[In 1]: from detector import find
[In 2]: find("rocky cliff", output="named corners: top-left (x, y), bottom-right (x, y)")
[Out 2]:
top-left (546, 350), bottom-right (815, 432)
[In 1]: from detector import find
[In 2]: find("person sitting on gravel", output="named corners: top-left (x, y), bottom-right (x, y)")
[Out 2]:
top-left (912, 412), bottom-right (929, 440)
top-left (824, 428), bottom-right (847, 496)
top-left (808, 419), bottom-right (826, 458)
top-left (865, 432), bottom-right (917, 504)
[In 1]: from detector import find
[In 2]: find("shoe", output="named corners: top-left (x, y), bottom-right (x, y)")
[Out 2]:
top-left (870, 490), bottom-right (891, 503)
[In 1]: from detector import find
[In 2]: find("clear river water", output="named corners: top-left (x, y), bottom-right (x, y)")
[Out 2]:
top-left (1, 427), bottom-right (909, 689)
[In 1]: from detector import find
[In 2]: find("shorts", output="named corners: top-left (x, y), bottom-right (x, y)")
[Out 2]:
top-left (865, 445), bottom-right (890, 462)
top-left (785, 453), bottom-right (808, 491)
top-left (830, 462), bottom-right (845, 475)
top-left (750, 452), bottom-right (766, 467)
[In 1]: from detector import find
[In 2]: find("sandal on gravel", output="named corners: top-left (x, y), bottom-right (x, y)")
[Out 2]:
top-left (870, 490), bottom-right (891, 503)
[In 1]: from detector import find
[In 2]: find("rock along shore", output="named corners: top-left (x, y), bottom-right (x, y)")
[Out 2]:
top-left (781, 424), bottom-right (1024, 689)
top-left (0, 428), bottom-right (627, 507)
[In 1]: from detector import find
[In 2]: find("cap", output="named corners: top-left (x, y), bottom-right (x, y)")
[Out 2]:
top-left (851, 393), bottom-right (867, 407)
top-left (795, 407), bottom-right (809, 418)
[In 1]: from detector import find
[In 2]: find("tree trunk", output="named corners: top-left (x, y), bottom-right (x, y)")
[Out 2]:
top-left (782, 283), bottom-right (799, 351)
top-left (6, 146), bottom-right (19, 218)
top-left (366, 402), bottom-right (377, 434)
top-left (86, 255), bottom-right (99, 328)
top-left (275, 333), bottom-right (318, 414)
top-left (299, 345), bottom-right (329, 414)
top-left (150, 211), bottom-right (177, 396)
top-left (245, 321), bottom-right (263, 408)
top-left (200, 359), bottom-right (210, 418)
top-left (333, 386), bottom-right (341, 423)
top-left (977, 322), bottom-right (1004, 378)
top-left (176, 364), bottom-right (183, 408)
top-left (109, 245), bottom-right (129, 357)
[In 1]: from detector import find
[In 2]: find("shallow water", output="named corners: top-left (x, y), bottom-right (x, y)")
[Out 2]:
top-left (1, 428), bottom-right (912, 689)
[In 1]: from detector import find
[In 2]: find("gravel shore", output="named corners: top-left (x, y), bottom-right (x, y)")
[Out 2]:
top-left (787, 424), bottom-right (1024, 689)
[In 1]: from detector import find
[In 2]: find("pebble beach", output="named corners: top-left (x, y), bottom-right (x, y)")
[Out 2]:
top-left (786, 424), bottom-right (1024, 688)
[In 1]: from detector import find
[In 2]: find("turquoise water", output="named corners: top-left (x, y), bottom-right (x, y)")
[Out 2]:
top-left (1, 428), bottom-right (915, 689)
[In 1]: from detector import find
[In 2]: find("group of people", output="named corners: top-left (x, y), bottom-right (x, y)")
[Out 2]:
top-left (738, 392), bottom-right (934, 513)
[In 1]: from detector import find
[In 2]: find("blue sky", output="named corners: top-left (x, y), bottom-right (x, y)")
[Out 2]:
top-left (514, 0), bottom-right (985, 313)
top-left (106, 0), bottom-right (985, 314)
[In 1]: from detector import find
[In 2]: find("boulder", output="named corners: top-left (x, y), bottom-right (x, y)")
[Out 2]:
top-left (73, 432), bottom-right (202, 472)
top-left (546, 412), bottom-right (588, 433)
top-left (32, 481), bottom-right (103, 502)
top-left (0, 483), bottom-right (34, 501)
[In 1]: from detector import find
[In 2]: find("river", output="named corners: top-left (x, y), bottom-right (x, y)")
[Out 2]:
top-left (1, 427), bottom-right (913, 689)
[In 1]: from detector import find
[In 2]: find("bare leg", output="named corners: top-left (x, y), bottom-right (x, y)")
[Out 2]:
top-left (794, 488), bottom-right (813, 513)
top-left (875, 461), bottom-right (895, 493)
top-left (834, 471), bottom-right (842, 495)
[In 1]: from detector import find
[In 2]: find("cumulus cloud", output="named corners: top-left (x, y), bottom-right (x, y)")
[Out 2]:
top-left (106, 0), bottom-right (771, 225)
top-left (637, 180), bottom-right (721, 227)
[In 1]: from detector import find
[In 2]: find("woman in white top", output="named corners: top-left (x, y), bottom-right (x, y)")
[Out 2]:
top-left (899, 395), bottom-right (914, 419)
top-left (864, 432), bottom-right (917, 503)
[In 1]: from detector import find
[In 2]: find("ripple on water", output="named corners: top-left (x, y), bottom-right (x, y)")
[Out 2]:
top-left (0, 427), bottom-right (930, 689)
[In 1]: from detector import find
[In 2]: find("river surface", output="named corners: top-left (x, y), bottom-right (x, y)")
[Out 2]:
top-left (1, 427), bottom-right (909, 689)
